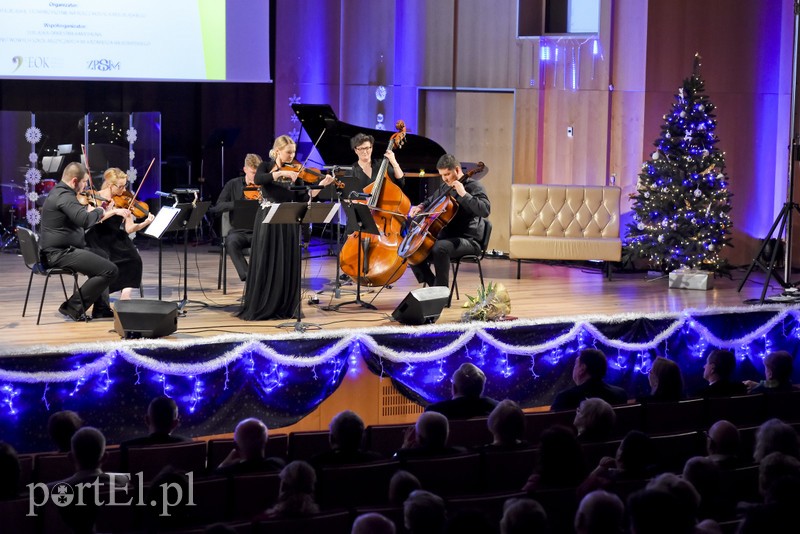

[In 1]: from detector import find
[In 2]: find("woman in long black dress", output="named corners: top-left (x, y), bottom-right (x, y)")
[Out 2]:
top-left (238, 135), bottom-right (334, 320)
top-left (84, 168), bottom-right (154, 300)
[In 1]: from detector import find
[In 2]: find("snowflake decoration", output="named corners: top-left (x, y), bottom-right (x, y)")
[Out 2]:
top-left (26, 209), bottom-right (41, 226)
top-left (289, 127), bottom-right (300, 141)
top-left (375, 123), bottom-right (386, 131)
top-left (683, 131), bottom-right (693, 141)
top-left (289, 93), bottom-right (301, 105)
top-left (377, 113), bottom-right (385, 124)
top-left (129, 150), bottom-right (135, 161)
top-left (127, 168), bottom-right (138, 182)
top-left (25, 168), bottom-right (42, 185)
top-left (290, 113), bottom-right (299, 124)
top-left (375, 85), bottom-right (387, 101)
top-left (126, 127), bottom-right (138, 144)
top-left (27, 191), bottom-right (39, 202)
top-left (28, 152), bottom-right (38, 164)
top-left (25, 126), bottom-right (42, 144)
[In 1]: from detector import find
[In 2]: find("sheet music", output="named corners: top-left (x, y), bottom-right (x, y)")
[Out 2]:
top-left (144, 206), bottom-right (182, 239)
top-left (262, 203), bottom-right (282, 224)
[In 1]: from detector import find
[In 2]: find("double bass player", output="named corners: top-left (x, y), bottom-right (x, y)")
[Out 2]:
top-left (408, 154), bottom-right (490, 288)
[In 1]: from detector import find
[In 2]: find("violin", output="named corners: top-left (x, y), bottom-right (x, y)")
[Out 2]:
top-left (281, 161), bottom-right (345, 188)
top-left (243, 184), bottom-right (262, 201)
top-left (77, 191), bottom-right (110, 208)
top-left (112, 190), bottom-right (150, 219)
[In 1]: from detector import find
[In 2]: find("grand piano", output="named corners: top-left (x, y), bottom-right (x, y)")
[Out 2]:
top-left (292, 103), bottom-right (447, 205)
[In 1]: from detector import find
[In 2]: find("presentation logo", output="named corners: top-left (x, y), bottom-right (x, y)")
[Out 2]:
top-left (87, 59), bottom-right (121, 72)
top-left (50, 482), bottom-right (76, 507)
top-left (11, 56), bottom-right (56, 71)
top-left (12, 56), bottom-right (23, 72)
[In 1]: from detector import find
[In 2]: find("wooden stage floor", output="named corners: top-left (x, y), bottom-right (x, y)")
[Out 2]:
top-left (0, 237), bottom-right (783, 354)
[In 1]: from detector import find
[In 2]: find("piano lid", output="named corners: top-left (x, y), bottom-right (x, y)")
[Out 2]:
top-left (292, 104), bottom-right (447, 174)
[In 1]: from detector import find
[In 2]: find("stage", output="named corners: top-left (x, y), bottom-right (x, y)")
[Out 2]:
top-left (1, 238), bottom-right (798, 452)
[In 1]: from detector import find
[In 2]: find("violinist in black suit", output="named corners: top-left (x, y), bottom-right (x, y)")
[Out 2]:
top-left (408, 154), bottom-right (490, 288)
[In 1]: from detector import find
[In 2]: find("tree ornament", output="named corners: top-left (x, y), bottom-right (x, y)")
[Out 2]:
top-left (694, 188), bottom-right (702, 198)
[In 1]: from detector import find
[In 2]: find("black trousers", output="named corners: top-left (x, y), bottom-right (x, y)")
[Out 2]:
top-left (44, 247), bottom-right (118, 312)
top-left (410, 237), bottom-right (480, 288)
top-left (226, 230), bottom-right (253, 281)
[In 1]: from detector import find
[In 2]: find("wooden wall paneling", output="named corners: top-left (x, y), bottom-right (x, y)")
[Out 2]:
top-left (421, 90), bottom-right (458, 154)
top-left (453, 91), bottom-right (515, 252)
top-left (455, 0), bottom-right (520, 88)
top-left (340, 0), bottom-right (397, 86)
top-left (608, 89), bottom-right (646, 204)
top-left (513, 88), bottom-right (541, 185)
top-left (395, 0), bottom-right (455, 88)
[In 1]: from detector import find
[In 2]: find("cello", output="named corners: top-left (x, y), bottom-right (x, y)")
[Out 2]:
top-left (397, 161), bottom-right (486, 266)
top-left (339, 121), bottom-right (411, 287)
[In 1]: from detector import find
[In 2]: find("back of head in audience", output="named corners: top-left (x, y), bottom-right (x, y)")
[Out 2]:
top-left (537, 424), bottom-right (587, 486)
top-left (754, 418), bottom-right (800, 463)
top-left (706, 420), bottom-right (739, 458)
top-left (758, 451), bottom-right (800, 498)
top-left (264, 460), bottom-right (320, 519)
top-left (70, 426), bottom-right (106, 471)
top-left (0, 441), bottom-right (20, 499)
top-left (574, 398), bottom-right (615, 441)
top-left (452, 363), bottom-right (487, 399)
top-left (648, 357), bottom-right (684, 401)
top-left (627, 488), bottom-right (695, 534)
top-left (682, 456), bottom-right (723, 516)
top-left (575, 490), bottom-right (624, 534)
top-left (764, 350), bottom-right (794, 384)
top-left (646, 473), bottom-right (700, 524)
top-left (389, 469), bottom-right (422, 505)
top-left (500, 497), bottom-right (547, 534)
top-left (353, 512), bottom-right (396, 534)
top-left (704, 349), bottom-right (736, 382)
top-left (147, 396), bottom-right (180, 435)
top-left (234, 417), bottom-right (268, 460)
top-left (616, 430), bottom-right (654, 477)
top-left (47, 410), bottom-right (84, 453)
top-left (488, 399), bottom-right (525, 446)
top-left (575, 349), bottom-right (608, 384)
top-left (404, 490), bottom-right (447, 534)
top-left (330, 410), bottom-right (365, 451)
top-left (416, 411), bottom-right (449, 449)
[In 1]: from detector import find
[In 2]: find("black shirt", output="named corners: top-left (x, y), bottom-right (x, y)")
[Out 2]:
top-left (550, 379), bottom-right (629, 411)
top-left (421, 178), bottom-right (490, 242)
top-left (39, 181), bottom-right (103, 253)
top-left (210, 176), bottom-right (250, 214)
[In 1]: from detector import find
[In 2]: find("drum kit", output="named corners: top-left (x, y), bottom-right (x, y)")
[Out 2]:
top-left (1, 179), bottom-right (55, 251)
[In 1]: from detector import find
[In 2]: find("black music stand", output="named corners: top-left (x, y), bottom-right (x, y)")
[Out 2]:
top-left (145, 203), bottom-right (192, 301)
top-left (263, 201), bottom-right (339, 332)
top-left (178, 201), bottom-right (211, 313)
top-left (327, 201), bottom-right (380, 311)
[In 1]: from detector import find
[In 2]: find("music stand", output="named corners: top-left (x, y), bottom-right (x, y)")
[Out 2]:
top-left (327, 201), bottom-right (380, 311)
top-left (263, 201), bottom-right (339, 332)
top-left (144, 203), bottom-right (192, 300)
top-left (176, 201), bottom-right (211, 312)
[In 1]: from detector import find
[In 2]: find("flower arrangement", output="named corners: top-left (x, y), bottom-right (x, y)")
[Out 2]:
top-left (461, 281), bottom-right (511, 322)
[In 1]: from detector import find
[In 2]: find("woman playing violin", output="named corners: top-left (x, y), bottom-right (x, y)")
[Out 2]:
top-left (408, 154), bottom-right (490, 288)
top-left (84, 168), bottom-right (155, 300)
top-left (351, 133), bottom-right (404, 189)
top-left (238, 135), bottom-right (335, 321)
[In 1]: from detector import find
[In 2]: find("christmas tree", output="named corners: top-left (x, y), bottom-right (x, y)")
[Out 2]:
top-left (626, 54), bottom-right (732, 274)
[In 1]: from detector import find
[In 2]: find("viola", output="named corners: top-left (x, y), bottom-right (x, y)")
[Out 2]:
top-left (281, 161), bottom-right (345, 188)
top-left (77, 190), bottom-right (110, 208)
top-left (243, 184), bottom-right (262, 201)
top-left (112, 190), bottom-right (150, 219)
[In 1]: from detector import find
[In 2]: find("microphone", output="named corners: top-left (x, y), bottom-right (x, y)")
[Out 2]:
top-left (154, 191), bottom-right (174, 198)
top-left (348, 191), bottom-right (372, 200)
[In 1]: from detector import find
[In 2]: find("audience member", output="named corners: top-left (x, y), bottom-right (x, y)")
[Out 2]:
top-left (395, 412), bottom-right (465, 460)
top-left (757, 451), bottom-right (800, 499)
top-left (121, 396), bottom-right (189, 452)
top-left (141, 466), bottom-right (191, 532)
top-left (426, 363), bottom-right (498, 419)
top-left (389, 469), bottom-right (422, 506)
top-left (310, 410), bottom-right (382, 468)
top-left (47, 410), bottom-right (84, 453)
top-left (500, 497), bottom-right (548, 534)
top-left (551, 349), bottom-right (628, 411)
top-left (699, 349), bottom-right (747, 397)
top-left (522, 425), bottom-right (588, 493)
top-left (485, 399), bottom-right (528, 450)
top-left (216, 418), bottom-right (284, 476)
top-left (705, 420), bottom-right (742, 470)
top-left (738, 472), bottom-right (800, 534)
top-left (257, 460), bottom-right (319, 520)
top-left (744, 350), bottom-right (797, 394)
top-left (404, 490), bottom-right (447, 534)
top-left (574, 397), bottom-right (616, 443)
top-left (353, 512), bottom-right (397, 534)
top-left (627, 488), bottom-right (695, 534)
top-left (646, 473), bottom-right (700, 526)
top-left (641, 356), bottom-right (684, 403)
top-left (445, 509), bottom-right (496, 534)
top-left (682, 456), bottom-right (732, 521)
top-left (0, 441), bottom-right (20, 499)
top-left (753, 418), bottom-right (800, 463)
top-left (574, 490), bottom-right (624, 534)
top-left (579, 430), bottom-right (655, 496)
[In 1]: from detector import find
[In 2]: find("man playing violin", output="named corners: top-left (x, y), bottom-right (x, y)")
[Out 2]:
top-left (85, 168), bottom-right (155, 301)
top-left (39, 162), bottom-right (130, 321)
top-left (208, 153), bottom-right (263, 282)
top-left (408, 154), bottom-right (491, 288)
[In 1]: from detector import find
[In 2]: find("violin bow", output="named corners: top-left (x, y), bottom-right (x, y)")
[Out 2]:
top-left (80, 144), bottom-right (97, 197)
top-left (295, 128), bottom-right (326, 175)
top-left (128, 158), bottom-right (156, 206)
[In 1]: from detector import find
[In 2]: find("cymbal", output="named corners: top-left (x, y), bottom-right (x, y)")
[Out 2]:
top-left (0, 183), bottom-right (24, 190)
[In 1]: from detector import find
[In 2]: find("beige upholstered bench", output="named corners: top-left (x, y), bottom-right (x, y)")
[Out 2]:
top-left (509, 184), bottom-right (622, 279)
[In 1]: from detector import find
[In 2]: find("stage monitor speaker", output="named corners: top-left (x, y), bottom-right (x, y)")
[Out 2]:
top-left (391, 286), bottom-right (450, 325)
top-left (113, 300), bottom-right (178, 339)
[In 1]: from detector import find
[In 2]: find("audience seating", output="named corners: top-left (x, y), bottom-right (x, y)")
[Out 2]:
top-left (764, 389), bottom-right (800, 423)
top-left (18, 453), bottom-right (34, 491)
top-left (649, 431), bottom-right (706, 473)
top-left (352, 505), bottom-right (405, 533)
top-left (447, 490), bottom-right (526, 525)
top-left (317, 460), bottom-right (400, 508)
top-left (722, 465), bottom-right (760, 505)
top-left (581, 439), bottom-right (621, 469)
top-left (125, 441), bottom-right (207, 482)
top-left (206, 434), bottom-right (288, 472)
top-left (229, 473), bottom-right (281, 520)
top-left (610, 403), bottom-right (644, 438)
top-left (706, 394), bottom-right (766, 429)
top-left (643, 398), bottom-right (705, 435)
top-left (524, 410), bottom-right (577, 444)
top-left (402, 453), bottom-right (484, 497)
top-left (482, 448), bottom-right (538, 492)
top-left (253, 509), bottom-right (351, 534)
top-left (528, 486), bottom-right (580, 534)
top-left (287, 430), bottom-right (331, 461)
top-left (33, 453), bottom-right (73, 483)
top-left (365, 423), bottom-right (412, 458)
top-left (0, 497), bottom-right (40, 534)
top-left (447, 417), bottom-right (493, 449)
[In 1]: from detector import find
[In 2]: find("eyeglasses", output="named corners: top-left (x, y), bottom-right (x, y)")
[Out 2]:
top-left (355, 146), bottom-right (372, 152)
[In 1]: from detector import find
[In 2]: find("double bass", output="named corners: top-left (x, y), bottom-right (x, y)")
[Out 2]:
top-left (339, 121), bottom-right (411, 287)
top-left (397, 162), bottom-right (486, 266)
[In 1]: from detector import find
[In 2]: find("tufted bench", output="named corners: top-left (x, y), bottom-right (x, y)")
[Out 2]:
top-left (509, 184), bottom-right (622, 279)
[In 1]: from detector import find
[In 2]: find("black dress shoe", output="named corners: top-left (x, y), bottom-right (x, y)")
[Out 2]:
top-left (91, 307), bottom-right (115, 319)
top-left (59, 302), bottom-right (89, 322)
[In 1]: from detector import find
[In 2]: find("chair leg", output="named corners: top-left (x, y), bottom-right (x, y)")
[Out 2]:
top-left (222, 242), bottom-right (228, 295)
top-left (74, 275), bottom-right (85, 317)
top-left (447, 261), bottom-right (462, 308)
top-left (217, 239), bottom-right (224, 290)
top-left (37, 274), bottom-right (53, 325)
top-left (516, 259), bottom-right (521, 279)
top-left (22, 271), bottom-right (34, 317)
top-left (58, 273), bottom-right (69, 300)
top-left (477, 260), bottom-right (485, 290)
